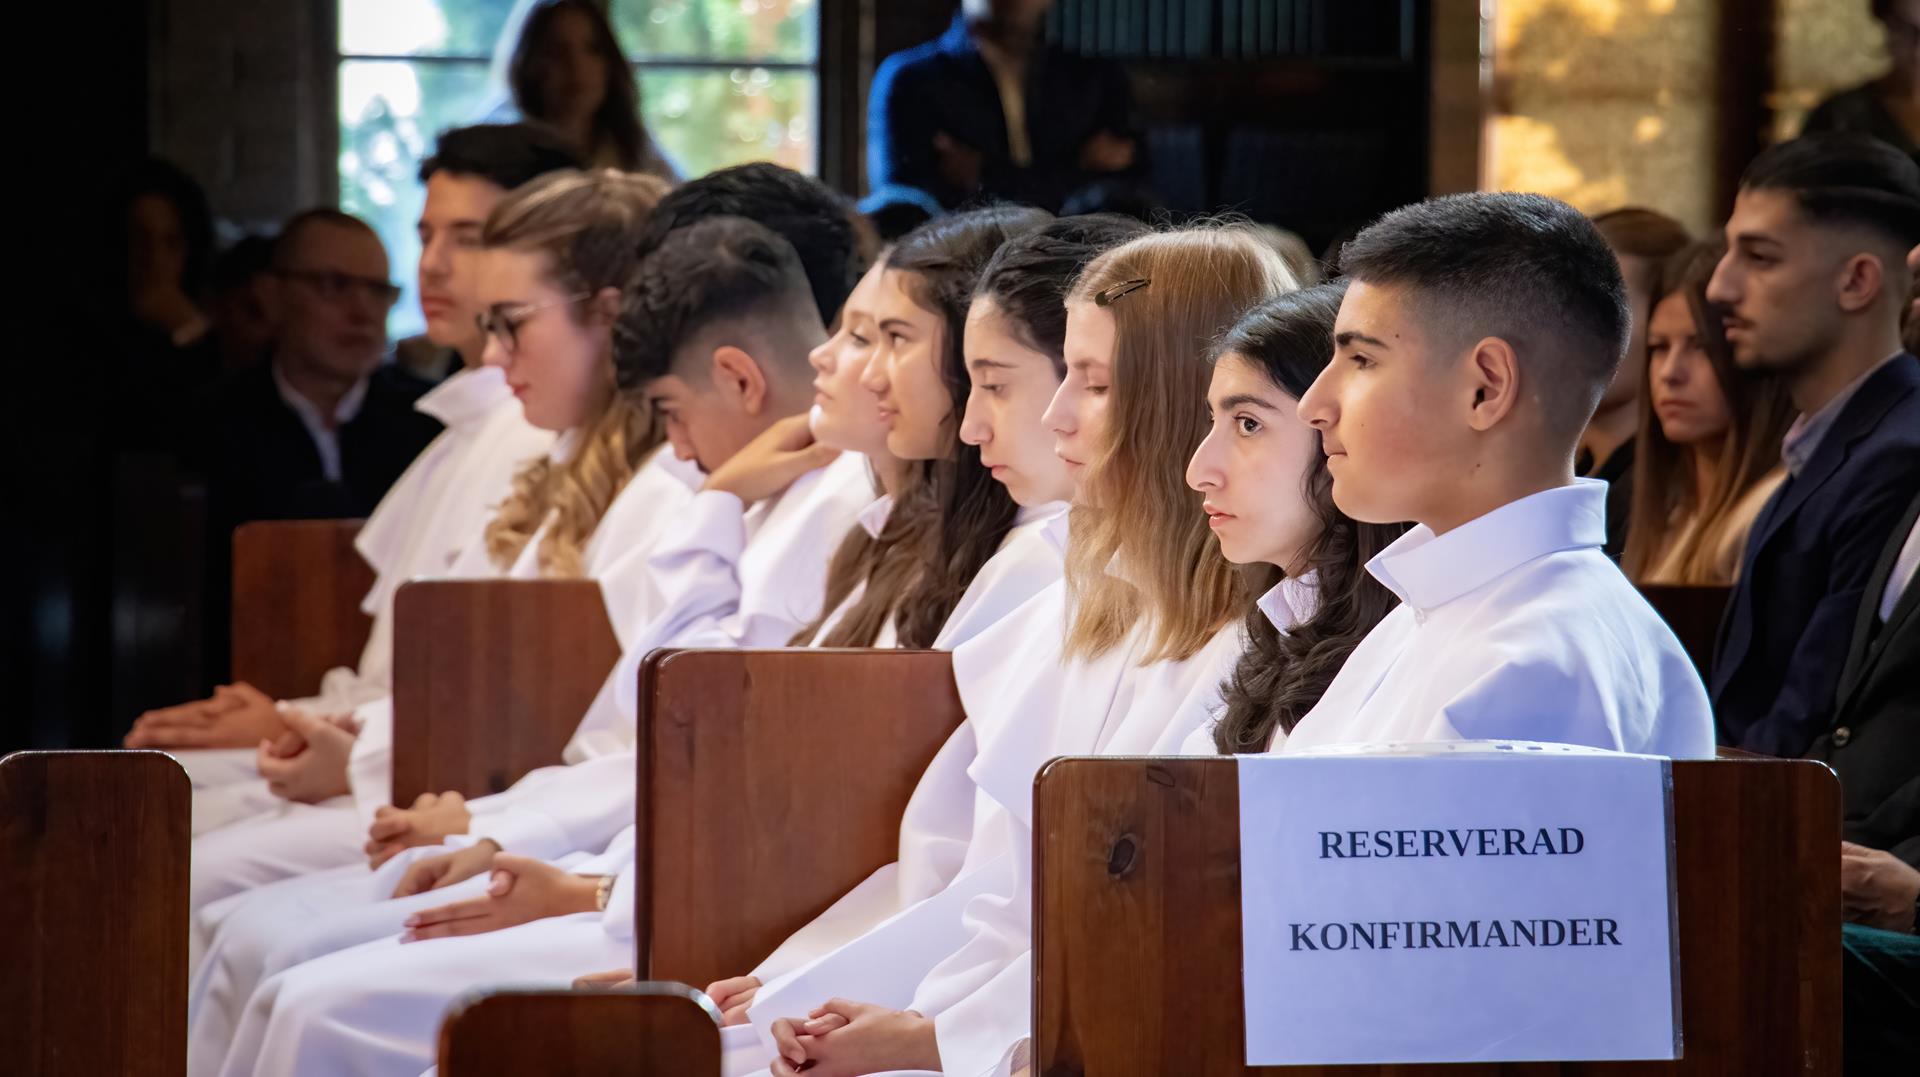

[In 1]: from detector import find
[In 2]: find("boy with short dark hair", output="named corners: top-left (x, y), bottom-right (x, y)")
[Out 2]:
top-left (1291, 191), bottom-right (1714, 758)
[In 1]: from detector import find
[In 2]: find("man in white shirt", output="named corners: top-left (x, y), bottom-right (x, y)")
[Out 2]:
top-left (1288, 190), bottom-right (1715, 759)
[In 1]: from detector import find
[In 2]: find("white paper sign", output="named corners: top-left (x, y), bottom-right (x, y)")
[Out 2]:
top-left (1237, 742), bottom-right (1678, 1065)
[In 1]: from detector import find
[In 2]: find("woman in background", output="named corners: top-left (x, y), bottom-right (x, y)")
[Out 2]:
top-left (509, 0), bottom-right (678, 180)
top-left (1621, 242), bottom-right (1796, 585)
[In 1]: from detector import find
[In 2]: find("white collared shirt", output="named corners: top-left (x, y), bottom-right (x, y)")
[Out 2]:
top-left (1883, 508), bottom-right (1920, 624)
top-left (270, 360), bottom-right (369, 482)
top-left (1177, 572), bottom-right (1322, 755)
top-left (1282, 480), bottom-right (1715, 759)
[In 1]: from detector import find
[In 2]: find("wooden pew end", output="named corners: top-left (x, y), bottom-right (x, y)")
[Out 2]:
top-left (438, 984), bottom-right (722, 1076)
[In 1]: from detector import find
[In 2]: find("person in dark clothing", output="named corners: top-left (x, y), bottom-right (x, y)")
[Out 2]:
top-left (181, 208), bottom-right (441, 524)
top-left (868, 1), bottom-right (1138, 213)
top-left (1815, 487), bottom-right (1919, 1075)
top-left (1801, 0), bottom-right (1918, 160)
top-left (178, 208), bottom-right (442, 685)
top-left (112, 158), bottom-right (223, 446)
top-left (1706, 135), bottom-right (1920, 758)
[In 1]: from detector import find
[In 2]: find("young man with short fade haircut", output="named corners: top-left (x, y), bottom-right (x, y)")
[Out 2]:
top-left (632, 161), bottom-right (866, 326)
top-left (1290, 190), bottom-right (1715, 759)
top-left (1706, 132), bottom-right (1920, 757)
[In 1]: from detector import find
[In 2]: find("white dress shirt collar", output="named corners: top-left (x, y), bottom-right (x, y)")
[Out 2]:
top-left (1368, 479), bottom-right (1607, 615)
top-left (856, 494), bottom-right (894, 539)
top-left (1259, 571), bottom-right (1321, 632)
top-left (413, 364), bottom-right (511, 427)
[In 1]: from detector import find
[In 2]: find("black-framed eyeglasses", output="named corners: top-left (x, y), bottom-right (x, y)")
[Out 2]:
top-left (277, 268), bottom-right (403, 309)
top-left (476, 294), bottom-right (592, 355)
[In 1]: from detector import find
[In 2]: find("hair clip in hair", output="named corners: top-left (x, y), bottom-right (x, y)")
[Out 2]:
top-left (1093, 278), bottom-right (1151, 307)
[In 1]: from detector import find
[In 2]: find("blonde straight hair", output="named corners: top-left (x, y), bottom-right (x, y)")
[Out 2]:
top-left (1064, 227), bottom-right (1299, 663)
top-left (481, 168), bottom-right (671, 577)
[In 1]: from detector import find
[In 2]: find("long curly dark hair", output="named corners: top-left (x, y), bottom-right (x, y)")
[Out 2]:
top-left (1209, 282), bottom-right (1408, 752)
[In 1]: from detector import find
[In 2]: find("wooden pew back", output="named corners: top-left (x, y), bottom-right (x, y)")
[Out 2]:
top-left (1636, 584), bottom-right (1732, 680)
top-left (390, 579), bottom-right (622, 804)
top-left (230, 519), bottom-right (374, 701)
top-left (1035, 756), bottom-right (1841, 1075)
top-left (438, 985), bottom-right (720, 1076)
top-left (636, 648), bottom-right (967, 989)
top-left (0, 751), bottom-right (189, 1076)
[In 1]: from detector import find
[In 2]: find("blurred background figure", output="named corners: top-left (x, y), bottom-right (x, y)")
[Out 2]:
top-left (508, 0), bottom-right (677, 180)
top-left (114, 158), bottom-right (220, 435)
top-left (202, 235), bottom-right (279, 375)
top-left (1802, 0), bottom-right (1919, 157)
top-left (869, 0), bottom-right (1142, 212)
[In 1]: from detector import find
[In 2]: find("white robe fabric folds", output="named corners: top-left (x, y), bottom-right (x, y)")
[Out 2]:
top-left (200, 498), bottom-right (1069, 1077)
top-left (185, 441), bottom-right (699, 1077)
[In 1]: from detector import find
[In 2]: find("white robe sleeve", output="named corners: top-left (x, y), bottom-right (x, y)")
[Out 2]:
top-left (459, 750), bottom-right (638, 862)
top-left (346, 696), bottom-right (394, 828)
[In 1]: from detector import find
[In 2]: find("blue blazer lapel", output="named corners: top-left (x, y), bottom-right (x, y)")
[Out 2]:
top-left (1743, 358), bottom-right (1918, 562)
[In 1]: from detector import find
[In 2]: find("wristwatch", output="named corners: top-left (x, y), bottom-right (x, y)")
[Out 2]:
top-left (594, 874), bottom-right (615, 912)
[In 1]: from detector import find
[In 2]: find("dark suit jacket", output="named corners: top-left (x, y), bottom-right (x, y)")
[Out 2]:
top-left (1712, 354), bottom-right (1920, 757)
top-left (178, 359), bottom-right (441, 684)
top-left (183, 360), bottom-right (442, 529)
top-left (867, 14), bottom-right (1136, 212)
top-left (1806, 490), bottom-right (1919, 867)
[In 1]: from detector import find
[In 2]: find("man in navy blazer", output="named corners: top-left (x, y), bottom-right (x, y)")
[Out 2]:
top-left (1707, 134), bottom-right (1920, 758)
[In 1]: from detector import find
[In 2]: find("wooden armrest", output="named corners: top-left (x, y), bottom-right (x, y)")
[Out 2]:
top-left (438, 985), bottom-right (720, 1076)
top-left (636, 648), bottom-right (967, 988)
top-left (230, 519), bottom-right (373, 701)
top-left (1, 750), bottom-right (189, 1076)
top-left (391, 579), bottom-right (622, 804)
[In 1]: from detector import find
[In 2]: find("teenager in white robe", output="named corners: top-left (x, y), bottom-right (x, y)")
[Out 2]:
top-left (742, 227), bottom-right (1304, 1077)
top-left (185, 213), bottom-right (858, 1076)
top-left (123, 123), bottom-right (582, 784)
top-left (188, 159), bottom-right (881, 979)
top-left (180, 171), bottom-right (689, 928)
top-left (852, 281), bottom-right (1415, 1077)
top-left (206, 209), bottom-right (1075, 1077)
top-left (1279, 193), bottom-right (1715, 759)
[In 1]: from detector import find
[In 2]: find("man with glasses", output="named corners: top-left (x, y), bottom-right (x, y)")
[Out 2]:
top-left (185, 207), bottom-right (441, 526)
top-left (135, 127), bottom-right (577, 773)
top-left (172, 207), bottom-right (443, 713)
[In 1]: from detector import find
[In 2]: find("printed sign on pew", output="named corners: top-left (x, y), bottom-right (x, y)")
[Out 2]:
top-left (1237, 742), bottom-right (1679, 1065)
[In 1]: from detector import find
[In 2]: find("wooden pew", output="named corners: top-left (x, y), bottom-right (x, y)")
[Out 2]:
top-left (389, 579), bottom-right (623, 804)
top-left (431, 649), bottom-right (967, 1072)
top-left (1636, 584), bottom-right (1731, 680)
top-left (1034, 755), bottom-right (1842, 1075)
top-left (438, 984), bottom-right (720, 1076)
top-left (230, 518), bottom-right (374, 702)
top-left (636, 648), bottom-right (968, 987)
top-left (0, 751), bottom-right (190, 1076)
